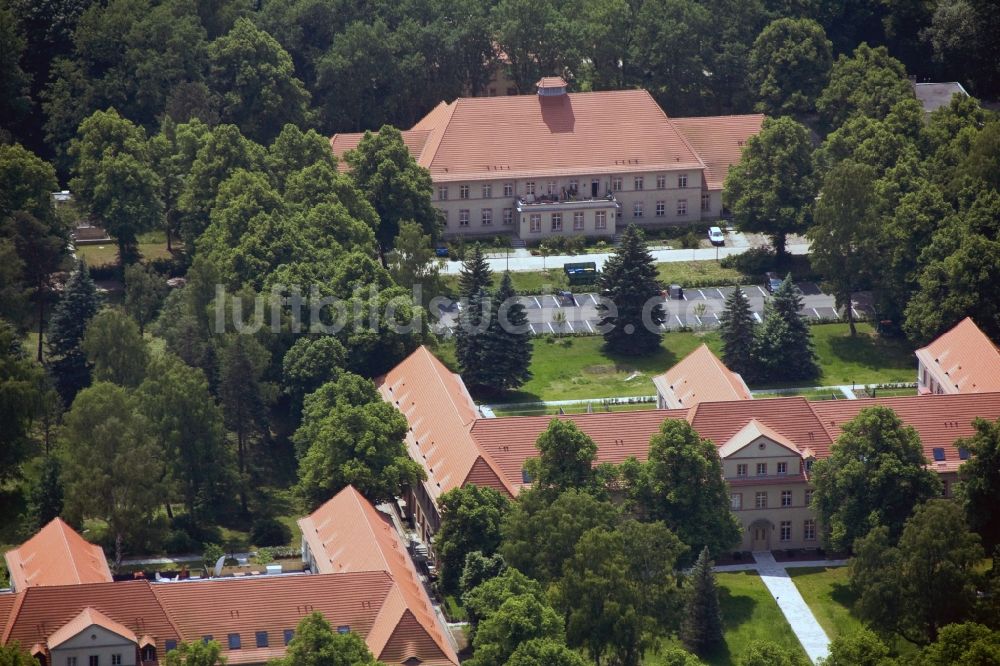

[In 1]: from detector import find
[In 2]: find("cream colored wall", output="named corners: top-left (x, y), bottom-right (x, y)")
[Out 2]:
top-left (433, 169), bottom-right (708, 238)
top-left (517, 206), bottom-right (617, 240)
top-left (730, 483), bottom-right (818, 550)
top-left (722, 438), bottom-right (803, 478)
top-left (51, 626), bottom-right (138, 666)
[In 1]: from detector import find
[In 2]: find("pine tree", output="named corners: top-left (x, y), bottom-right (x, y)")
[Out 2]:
top-left (47, 260), bottom-right (100, 402)
top-left (681, 547), bottom-right (724, 656)
top-left (754, 275), bottom-right (819, 382)
top-left (597, 224), bottom-right (665, 355)
top-left (482, 271), bottom-right (532, 393)
top-left (718, 285), bottom-right (757, 380)
top-left (458, 244), bottom-right (493, 300)
top-left (455, 288), bottom-right (490, 390)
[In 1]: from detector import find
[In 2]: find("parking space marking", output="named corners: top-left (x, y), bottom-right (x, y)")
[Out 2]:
top-left (851, 307), bottom-right (860, 320)
top-left (585, 319), bottom-right (594, 333)
top-left (588, 293), bottom-right (598, 305)
top-left (674, 314), bottom-right (684, 326)
top-left (546, 322), bottom-right (555, 333)
top-left (532, 296), bottom-right (542, 308)
top-left (812, 307), bottom-right (821, 319)
top-left (716, 288), bottom-right (725, 299)
top-left (694, 314), bottom-right (702, 326)
top-left (756, 286), bottom-right (767, 297)
top-left (697, 289), bottom-right (705, 299)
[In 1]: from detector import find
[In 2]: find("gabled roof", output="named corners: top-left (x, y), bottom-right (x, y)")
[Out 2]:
top-left (470, 410), bottom-right (689, 493)
top-left (915, 317), bottom-right (1000, 393)
top-left (47, 607), bottom-right (137, 648)
top-left (686, 397), bottom-right (835, 458)
top-left (3, 518), bottom-right (112, 590)
top-left (1, 581), bottom-right (180, 655)
top-left (812, 392), bottom-right (1000, 473)
top-left (718, 419), bottom-right (801, 458)
top-left (652, 344), bottom-right (753, 408)
top-left (671, 114), bottom-right (765, 189)
top-left (377, 346), bottom-right (511, 499)
top-left (331, 89), bottom-right (706, 183)
top-left (298, 487), bottom-right (458, 665)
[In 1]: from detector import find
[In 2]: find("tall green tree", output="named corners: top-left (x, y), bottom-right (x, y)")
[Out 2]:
top-left (736, 641), bottom-right (808, 666)
top-left (630, 420), bottom-right (740, 561)
top-left (294, 373), bottom-right (424, 507)
top-left (281, 335), bottom-right (346, 422)
top-left (436, 484), bottom-right (511, 595)
top-left (455, 286), bottom-right (490, 391)
top-left (61, 381), bottom-right (164, 565)
top-left (957, 417), bottom-right (1000, 553)
top-left (138, 353), bottom-right (230, 525)
top-left (808, 160), bottom-right (879, 336)
top-left (124, 263), bottom-right (167, 335)
top-left (0, 321), bottom-right (47, 481)
top-left (718, 286), bottom-right (756, 380)
top-left (387, 221), bottom-right (443, 306)
top-left (597, 224), bottom-right (664, 355)
top-left (0, 642), bottom-right (37, 666)
top-left (500, 488), bottom-right (619, 583)
top-left (754, 277), bottom-right (818, 382)
top-left (505, 638), bottom-right (587, 666)
top-left (344, 125), bottom-right (439, 256)
top-left (218, 333), bottom-right (276, 513)
top-left (463, 567), bottom-right (547, 637)
top-left (69, 108), bottom-right (162, 265)
top-left (208, 18), bottom-right (310, 145)
top-left (681, 547), bottom-right (724, 656)
top-left (457, 245), bottom-right (493, 300)
top-left (26, 454), bottom-right (64, 529)
top-left (164, 639), bottom-right (227, 666)
top-left (0, 5), bottom-right (32, 135)
top-left (481, 271), bottom-right (532, 393)
top-left (850, 500), bottom-right (983, 644)
top-left (82, 308), bottom-right (149, 388)
top-left (467, 594), bottom-right (565, 666)
top-left (811, 406), bottom-right (941, 551)
top-left (268, 612), bottom-right (383, 666)
top-left (816, 43), bottom-right (913, 131)
top-left (523, 419), bottom-right (598, 494)
top-left (555, 521), bottom-right (686, 666)
top-left (47, 260), bottom-right (100, 402)
top-left (917, 622), bottom-right (1000, 665)
top-left (749, 18), bottom-right (833, 116)
top-left (822, 629), bottom-right (893, 666)
top-left (723, 117), bottom-right (816, 257)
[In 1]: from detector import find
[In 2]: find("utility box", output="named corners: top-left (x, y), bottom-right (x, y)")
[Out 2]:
top-left (564, 262), bottom-right (598, 285)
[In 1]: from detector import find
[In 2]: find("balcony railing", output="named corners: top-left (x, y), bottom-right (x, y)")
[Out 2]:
top-left (516, 193), bottom-right (620, 212)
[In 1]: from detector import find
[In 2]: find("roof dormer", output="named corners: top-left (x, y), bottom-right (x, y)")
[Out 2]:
top-left (536, 77), bottom-right (567, 96)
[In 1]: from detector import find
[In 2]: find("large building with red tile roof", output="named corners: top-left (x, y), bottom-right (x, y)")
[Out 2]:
top-left (4, 518), bottom-right (113, 592)
top-left (1, 490), bottom-right (458, 666)
top-left (915, 317), bottom-right (1000, 395)
top-left (652, 343), bottom-right (753, 409)
top-left (331, 79), bottom-right (763, 239)
top-left (376, 345), bottom-right (1000, 552)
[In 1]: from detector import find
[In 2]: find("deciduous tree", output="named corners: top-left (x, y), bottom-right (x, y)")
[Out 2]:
top-left (0, 321), bottom-right (46, 481)
top-left (597, 224), bottom-right (664, 355)
top-left (436, 484), bottom-right (510, 595)
top-left (505, 638), bottom-right (587, 666)
top-left (468, 594), bottom-right (564, 666)
top-left (164, 639), bottom-right (227, 666)
top-left (723, 117), bottom-right (816, 257)
top-left (269, 612), bottom-right (383, 666)
top-left (822, 629), bottom-right (893, 666)
top-left (124, 263), bottom-right (167, 335)
top-left (816, 43), bottom-right (913, 130)
top-left (812, 406), bottom-right (940, 551)
top-left (749, 18), bottom-right (832, 116)
top-left (523, 419), bottom-right (598, 494)
top-left (82, 308), bottom-right (149, 388)
top-left (736, 641), bottom-right (808, 666)
top-left (957, 417), bottom-right (1000, 553)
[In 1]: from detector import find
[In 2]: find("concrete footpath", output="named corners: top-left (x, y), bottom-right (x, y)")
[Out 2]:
top-left (751, 552), bottom-right (832, 664)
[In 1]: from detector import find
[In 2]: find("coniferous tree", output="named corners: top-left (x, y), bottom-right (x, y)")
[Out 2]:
top-left (458, 244), bottom-right (493, 300)
top-left (482, 271), bottom-right (532, 394)
top-left (27, 455), bottom-right (63, 529)
top-left (718, 285), bottom-right (756, 380)
top-left (597, 224), bottom-right (665, 355)
top-left (754, 275), bottom-right (818, 382)
top-left (46, 260), bottom-right (100, 403)
top-left (455, 288), bottom-right (490, 390)
top-left (681, 547), bottom-right (724, 656)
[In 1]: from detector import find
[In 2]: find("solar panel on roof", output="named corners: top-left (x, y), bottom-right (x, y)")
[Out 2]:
top-left (932, 447), bottom-right (946, 461)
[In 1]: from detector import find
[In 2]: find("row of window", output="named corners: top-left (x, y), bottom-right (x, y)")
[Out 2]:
top-left (731, 489), bottom-right (814, 510)
top-left (735, 461), bottom-right (796, 477)
top-left (437, 174), bottom-right (693, 201)
top-left (775, 519), bottom-right (817, 542)
top-left (526, 210), bottom-right (609, 233)
top-left (64, 657), bottom-right (119, 666)
top-left (633, 199), bottom-right (691, 218)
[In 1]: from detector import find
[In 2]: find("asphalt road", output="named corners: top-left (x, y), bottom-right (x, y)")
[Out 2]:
top-left (437, 282), bottom-right (870, 335)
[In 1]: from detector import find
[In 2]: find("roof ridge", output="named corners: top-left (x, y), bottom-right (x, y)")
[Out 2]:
top-left (54, 518), bottom-right (83, 586)
top-left (418, 101), bottom-right (458, 170)
top-left (349, 487), bottom-right (394, 573)
top-left (653, 91), bottom-right (706, 170)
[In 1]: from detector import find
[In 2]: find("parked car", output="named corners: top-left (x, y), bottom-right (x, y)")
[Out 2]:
top-left (765, 271), bottom-right (783, 294)
top-left (434, 247), bottom-right (450, 257)
top-left (556, 290), bottom-right (576, 306)
top-left (708, 226), bottom-right (725, 246)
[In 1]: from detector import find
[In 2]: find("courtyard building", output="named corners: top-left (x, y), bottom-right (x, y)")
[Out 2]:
top-left (331, 79), bottom-right (764, 240)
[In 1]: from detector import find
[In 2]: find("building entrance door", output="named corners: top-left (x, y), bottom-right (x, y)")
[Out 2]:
top-left (751, 525), bottom-right (770, 551)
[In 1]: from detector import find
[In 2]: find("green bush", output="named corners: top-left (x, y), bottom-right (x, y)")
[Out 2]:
top-left (164, 529), bottom-right (200, 554)
top-left (679, 231), bottom-right (702, 249)
top-left (250, 516), bottom-right (292, 547)
top-left (254, 547), bottom-right (275, 565)
top-left (721, 246), bottom-right (775, 276)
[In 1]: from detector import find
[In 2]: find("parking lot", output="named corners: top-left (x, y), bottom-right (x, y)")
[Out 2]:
top-left (438, 282), bottom-right (871, 335)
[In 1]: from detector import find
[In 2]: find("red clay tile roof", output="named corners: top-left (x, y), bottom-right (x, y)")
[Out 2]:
top-left (915, 317), bottom-right (1000, 393)
top-left (46, 607), bottom-right (138, 648)
top-left (536, 76), bottom-right (568, 88)
top-left (3, 518), bottom-right (112, 590)
top-left (812, 392), bottom-right (1000, 472)
top-left (717, 419), bottom-right (801, 458)
top-left (377, 346), bottom-right (511, 499)
top-left (1, 581), bottom-right (179, 656)
top-left (686, 397), bottom-right (835, 458)
top-left (298, 486), bottom-right (459, 665)
top-left (332, 89), bottom-right (707, 183)
top-left (470, 410), bottom-right (688, 493)
top-left (652, 344), bottom-right (752, 408)
top-left (671, 114), bottom-right (765, 190)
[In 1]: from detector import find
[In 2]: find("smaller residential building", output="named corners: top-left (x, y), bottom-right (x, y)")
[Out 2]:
top-left (915, 317), bottom-right (1000, 395)
top-left (652, 344), bottom-right (752, 409)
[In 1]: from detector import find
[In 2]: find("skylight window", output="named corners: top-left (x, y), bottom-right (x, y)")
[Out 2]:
top-left (228, 634), bottom-right (241, 650)
top-left (959, 447), bottom-right (970, 460)
top-left (932, 447), bottom-right (946, 461)
top-left (337, 626), bottom-right (350, 634)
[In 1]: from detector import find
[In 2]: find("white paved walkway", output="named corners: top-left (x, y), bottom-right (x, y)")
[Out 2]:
top-left (752, 552), bottom-right (831, 664)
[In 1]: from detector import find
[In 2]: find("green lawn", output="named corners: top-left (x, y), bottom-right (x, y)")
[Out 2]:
top-left (439, 323), bottom-right (916, 404)
top-left (75, 230), bottom-right (173, 267)
top-left (646, 571), bottom-right (807, 666)
top-left (786, 567), bottom-right (862, 641)
top-left (656, 261), bottom-right (747, 288)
